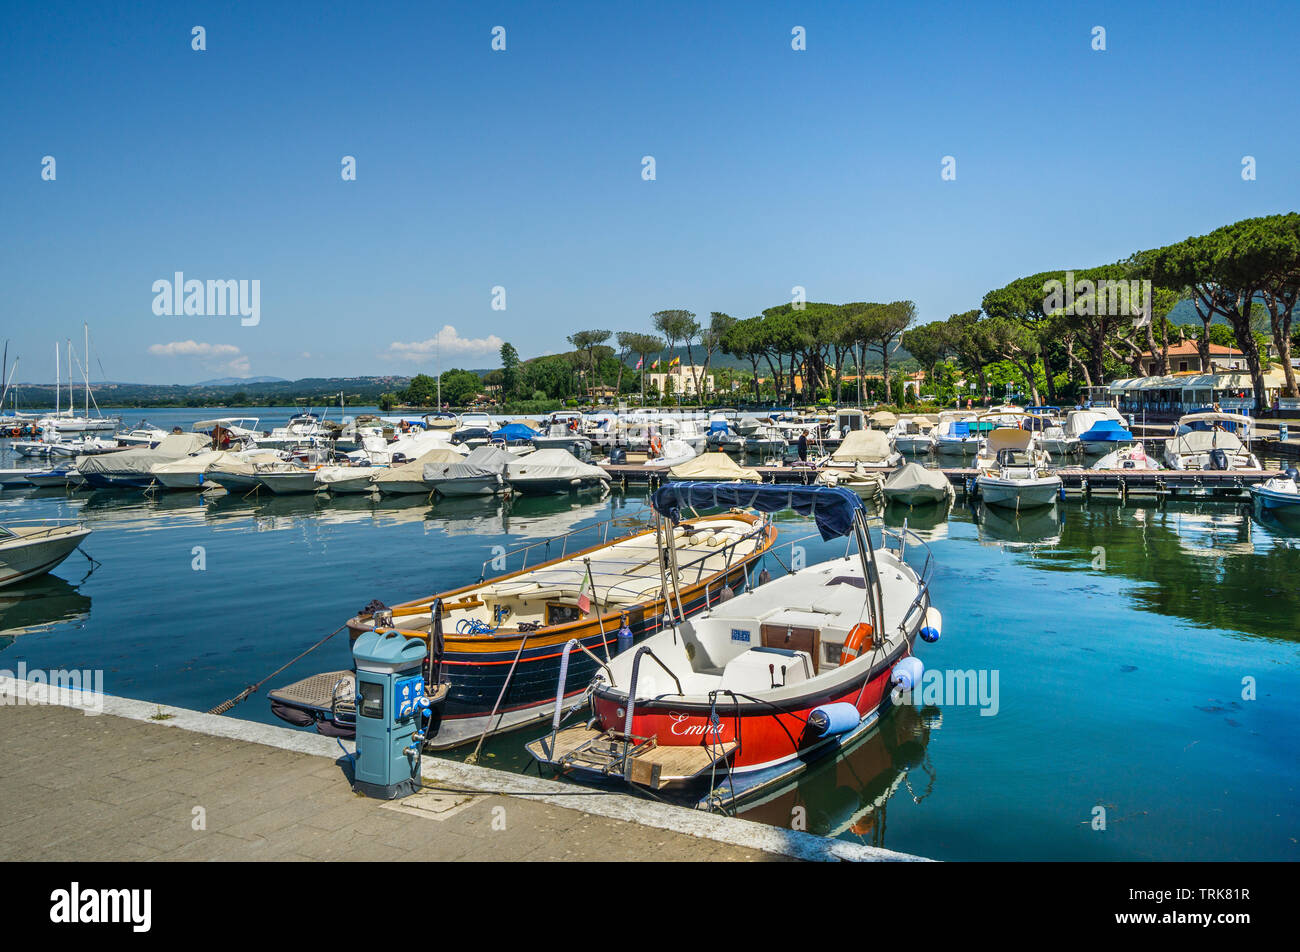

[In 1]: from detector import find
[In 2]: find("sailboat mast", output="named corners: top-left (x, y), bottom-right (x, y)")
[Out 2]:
top-left (55, 341), bottom-right (60, 415)
top-left (84, 323), bottom-right (89, 417)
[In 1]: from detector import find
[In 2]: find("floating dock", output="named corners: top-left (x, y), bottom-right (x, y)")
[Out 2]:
top-left (600, 462), bottom-right (1282, 499)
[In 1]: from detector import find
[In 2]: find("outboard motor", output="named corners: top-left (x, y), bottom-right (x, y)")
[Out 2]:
top-left (1207, 448), bottom-right (1230, 471)
top-left (1285, 466), bottom-right (1299, 483)
top-left (608, 446), bottom-right (627, 465)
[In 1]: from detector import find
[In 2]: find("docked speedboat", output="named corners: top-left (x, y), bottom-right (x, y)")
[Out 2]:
top-left (0, 522), bottom-right (92, 588)
top-left (314, 462), bottom-right (383, 494)
top-left (371, 447), bottom-right (467, 495)
top-left (0, 468), bottom-right (39, 488)
top-left (421, 445), bottom-right (511, 496)
top-left (21, 462), bottom-right (83, 488)
top-left (646, 438), bottom-right (698, 467)
top-left (115, 422), bottom-right (168, 447)
top-left (933, 411), bottom-right (981, 456)
top-left (975, 428), bottom-right (1060, 510)
top-left (255, 464), bottom-right (321, 495)
top-left (667, 450), bottom-right (761, 483)
top-left (75, 433), bottom-right (212, 489)
top-left (505, 449), bottom-right (611, 496)
top-left (1163, 412), bottom-right (1260, 470)
top-left (882, 461), bottom-right (953, 506)
top-left (256, 412), bottom-right (328, 450)
top-left (1248, 468), bottom-right (1300, 511)
top-left (269, 508), bottom-right (777, 747)
top-left (525, 483), bottom-right (940, 807)
top-left (1092, 442), bottom-right (1160, 471)
top-left (889, 415), bottom-right (936, 455)
top-left (823, 429), bottom-right (902, 469)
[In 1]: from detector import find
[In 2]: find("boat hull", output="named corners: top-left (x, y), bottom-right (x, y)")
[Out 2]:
top-left (428, 475), bottom-right (501, 497)
top-left (977, 475), bottom-right (1061, 509)
top-left (0, 527), bottom-right (91, 588)
top-left (1251, 486), bottom-right (1300, 510)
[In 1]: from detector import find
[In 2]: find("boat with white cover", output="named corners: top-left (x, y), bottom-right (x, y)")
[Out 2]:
top-left (882, 461), bottom-right (953, 506)
top-left (421, 445), bottom-right (511, 496)
top-left (506, 449), bottom-right (611, 496)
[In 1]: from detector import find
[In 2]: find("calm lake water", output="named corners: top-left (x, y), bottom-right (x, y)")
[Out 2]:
top-left (2, 406), bottom-right (1297, 860)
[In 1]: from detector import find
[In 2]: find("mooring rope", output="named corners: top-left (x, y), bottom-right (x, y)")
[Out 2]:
top-left (207, 622), bottom-right (349, 715)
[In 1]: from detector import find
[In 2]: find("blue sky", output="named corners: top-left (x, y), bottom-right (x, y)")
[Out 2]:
top-left (3, 1), bottom-right (1299, 385)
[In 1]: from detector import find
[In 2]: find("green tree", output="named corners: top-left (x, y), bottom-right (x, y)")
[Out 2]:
top-left (500, 342), bottom-right (520, 398)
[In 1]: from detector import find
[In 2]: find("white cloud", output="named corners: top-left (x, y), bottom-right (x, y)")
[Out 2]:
top-left (387, 325), bottom-right (504, 361)
top-left (148, 340), bottom-right (240, 358)
top-left (149, 340), bottom-right (250, 377)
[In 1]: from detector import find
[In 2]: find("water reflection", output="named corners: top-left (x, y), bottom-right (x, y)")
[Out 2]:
top-left (971, 500), bottom-right (1063, 548)
top-left (737, 705), bottom-right (937, 846)
top-left (882, 499), bottom-right (951, 540)
top-left (0, 575), bottom-right (92, 647)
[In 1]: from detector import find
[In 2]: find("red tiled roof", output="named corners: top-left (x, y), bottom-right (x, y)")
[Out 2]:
top-left (1141, 341), bottom-right (1241, 358)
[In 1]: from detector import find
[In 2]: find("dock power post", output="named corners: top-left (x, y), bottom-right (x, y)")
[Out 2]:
top-left (351, 629), bottom-right (431, 800)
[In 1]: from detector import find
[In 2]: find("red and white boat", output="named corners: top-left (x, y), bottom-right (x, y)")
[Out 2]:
top-left (526, 482), bottom-right (941, 810)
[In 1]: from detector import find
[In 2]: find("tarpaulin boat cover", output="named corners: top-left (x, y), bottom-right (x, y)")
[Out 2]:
top-left (206, 450), bottom-right (291, 477)
top-left (423, 445), bottom-right (513, 482)
top-left (151, 449), bottom-right (228, 476)
top-left (1167, 428), bottom-right (1244, 455)
top-left (654, 482), bottom-right (864, 540)
top-left (491, 423), bottom-right (538, 442)
top-left (505, 449), bottom-right (608, 483)
top-left (667, 451), bottom-right (760, 482)
top-left (76, 433), bottom-right (211, 476)
top-left (831, 429), bottom-right (894, 463)
top-left (1079, 420), bottom-right (1133, 443)
top-left (372, 447), bottom-right (465, 485)
top-left (883, 462), bottom-right (951, 496)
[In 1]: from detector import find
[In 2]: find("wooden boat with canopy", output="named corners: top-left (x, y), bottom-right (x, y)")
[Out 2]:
top-left (269, 507), bottom-right (777, 748)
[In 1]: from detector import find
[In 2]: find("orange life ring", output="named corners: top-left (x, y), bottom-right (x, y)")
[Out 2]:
top-left (649, 434), bottom-right (664, 457)
top-left (840, 622), bottom-right (873, 666)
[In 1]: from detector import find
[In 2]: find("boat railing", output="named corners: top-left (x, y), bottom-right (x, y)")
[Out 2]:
top-left (0, 519), bottom-right (87, 540)
top-left (878, 519), bottom-right (935, 636)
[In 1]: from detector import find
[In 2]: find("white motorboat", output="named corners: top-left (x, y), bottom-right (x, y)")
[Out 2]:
top-left (888, 415), bottom-right (936, 454)
top-left (256, 466), bottom-right (321, 495)
top-left (975, 427), bottom-right (1061, 510)
top-left (0, 468), bottom-right (39, 488)
top-left (1092, 443), bottom-right (1161, 471)
top-left (75, 433), bottom-right (212, 489)
top-left (421, 445), bottom-right (511, 496)
top-left (0, 522), bottom-right (92, 588)
top-left (933, 410), bottom-right (981, 456)
top-left (1163, 412), bottom-right (1260, 470)
top-left (115, 422), bottom-right (169, 447)
top-left (505, 449), bottom-right (611, 496)
top-left (882, 461), bottom-right (953, 506)
top-left (646, 438), bottom-right (698, 467)
top-left (21, 463), bottom-right (83, 488)
top-left (314, 463), bottom-right (384, 494)
top-left (257, 413), bottom-right (328, 450)
top-left (823, 429), bottom-right (902, 469)
top-left (1248, 469), bottom-right (1300, 511)
top-left (370, 447), bottom-right (466, 495)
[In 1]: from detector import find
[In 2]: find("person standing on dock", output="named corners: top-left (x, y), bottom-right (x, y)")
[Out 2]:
top-left (797, 431), bottom-right (808, 462)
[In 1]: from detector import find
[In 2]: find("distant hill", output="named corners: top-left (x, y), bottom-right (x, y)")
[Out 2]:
top-left (196, 375), bottom-right (288, 386)
top-left (5, 375), bottom-right (412, 409)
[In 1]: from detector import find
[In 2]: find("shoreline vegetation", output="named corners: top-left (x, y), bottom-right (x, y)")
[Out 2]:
top-left (4, 214), bottom-right (1298, 417)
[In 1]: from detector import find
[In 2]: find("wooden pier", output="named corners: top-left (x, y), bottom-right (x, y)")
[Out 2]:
top-left (599, 461), bottom-right (1284, 499)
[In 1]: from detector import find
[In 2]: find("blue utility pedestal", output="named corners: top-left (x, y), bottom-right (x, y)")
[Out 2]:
top-left (351, 629), bottom-right (430, 800)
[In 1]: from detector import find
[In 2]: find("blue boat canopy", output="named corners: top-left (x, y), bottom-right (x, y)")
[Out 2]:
top-left (1079, 420), bottom-right (1134, 442)
top-left (652, 482), bottom-right (865, 541)
top-left (490, 423), bottom-right (538, 441)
